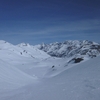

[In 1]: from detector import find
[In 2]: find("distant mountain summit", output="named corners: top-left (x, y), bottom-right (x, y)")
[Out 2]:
top-left (36, 40), bottom-right (100, 58)
top-left (0, 40), bottom-right (100, 64)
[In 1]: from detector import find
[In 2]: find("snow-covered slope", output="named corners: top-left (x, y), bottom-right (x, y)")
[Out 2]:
top-left (0, 40), bottom-right (50, 91)
top-left (0, 40), bottom-right (100, 100)
top-left (17, 43), bottom-right (50, 59)
top-left (0, 40), bottom-right (50, 63)
top-left (0, 54), bottom-right (100, 100)
top-left (36, 40), bottom-right (100, 58)
top-left (0, 59), bottom-right (37, 92)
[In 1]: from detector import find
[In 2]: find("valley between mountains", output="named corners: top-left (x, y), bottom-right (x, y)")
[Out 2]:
top-left (0, 40), bottom-right (100, 100)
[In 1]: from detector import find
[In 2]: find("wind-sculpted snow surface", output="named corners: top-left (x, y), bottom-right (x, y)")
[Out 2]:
top-left (36, 40), bottom-right (100, 58)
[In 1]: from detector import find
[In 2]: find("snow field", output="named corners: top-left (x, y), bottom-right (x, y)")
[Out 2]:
top-left (0, 40), bottom-right (100, 100)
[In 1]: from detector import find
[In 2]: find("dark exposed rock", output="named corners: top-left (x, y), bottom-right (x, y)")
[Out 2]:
top-left (68, 58), bottom-right (84, 64)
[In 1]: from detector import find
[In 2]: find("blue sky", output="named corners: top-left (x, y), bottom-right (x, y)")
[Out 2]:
top-left (0, 0), bottom-right (100, 45)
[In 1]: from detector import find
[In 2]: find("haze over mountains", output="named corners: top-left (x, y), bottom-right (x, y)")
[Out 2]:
top-left (0, 40), bottom-right (100, 100)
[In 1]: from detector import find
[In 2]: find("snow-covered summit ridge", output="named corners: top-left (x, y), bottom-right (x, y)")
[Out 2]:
top-left (0, 40), bottom-right (50, 60)
top-left (17, 42), bottom-right (50, 59)
top-left (36, 40), bottom-right (100, 58)
top-left (0, 40), bottom-right (100, 62)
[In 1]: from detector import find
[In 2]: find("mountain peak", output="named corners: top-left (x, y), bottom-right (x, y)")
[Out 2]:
top-left (17, 43), bottom-right (31, 47)
top-left (36, 40), bottom-right (100, 58)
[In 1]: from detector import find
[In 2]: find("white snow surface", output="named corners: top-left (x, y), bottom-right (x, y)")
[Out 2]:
top-left (0, 40), bottom-right (100, 100)
top-left (0, 60), bottom-right (36, 91)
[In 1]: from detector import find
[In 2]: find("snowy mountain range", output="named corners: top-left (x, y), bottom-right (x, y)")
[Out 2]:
top-left (0, 40), bottom-right (100, 100)
top-left (36, 40), bottom-right (100, 58)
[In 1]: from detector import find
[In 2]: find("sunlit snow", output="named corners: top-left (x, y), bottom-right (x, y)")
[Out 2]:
top-left (0, 40), bottom-right (100, 100)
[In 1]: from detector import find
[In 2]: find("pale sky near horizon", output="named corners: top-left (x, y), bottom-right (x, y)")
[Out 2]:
top-left (0, 0), bottom-right (100, 45)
